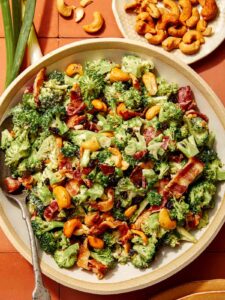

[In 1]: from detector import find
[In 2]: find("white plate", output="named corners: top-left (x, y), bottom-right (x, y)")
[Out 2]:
top-left (112, 0), bottom-right (225, 64)
top-left (0, 38), bottom-right (225, 294)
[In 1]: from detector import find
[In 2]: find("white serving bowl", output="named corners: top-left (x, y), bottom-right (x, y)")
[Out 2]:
top-left (0, 38), bottom-right (224, 295)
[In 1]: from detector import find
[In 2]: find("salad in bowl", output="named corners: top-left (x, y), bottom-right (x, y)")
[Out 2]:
top-left (1, 55), bottom-right (224, 279)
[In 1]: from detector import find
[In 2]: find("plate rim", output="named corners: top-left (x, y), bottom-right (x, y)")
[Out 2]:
top-left (112, 0), bottom-right (225, 65)
top-left (0, 38), bottom-right (225, 295)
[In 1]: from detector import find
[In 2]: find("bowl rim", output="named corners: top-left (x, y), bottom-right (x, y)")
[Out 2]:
top-left (0, 38), bottom-right (225, 295)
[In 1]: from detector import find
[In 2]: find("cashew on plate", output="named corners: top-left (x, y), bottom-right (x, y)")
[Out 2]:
top-left (124, 0), bottom-right (219, 55)
top-left (83, 11), bottom-right (104, 33)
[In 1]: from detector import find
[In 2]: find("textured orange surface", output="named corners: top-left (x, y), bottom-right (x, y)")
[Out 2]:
top-left (0, 1), bottom-right (225, 299)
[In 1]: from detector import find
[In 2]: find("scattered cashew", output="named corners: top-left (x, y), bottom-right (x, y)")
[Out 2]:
top-left (179, 40), bottom-right (201, 54)
top-left (63, 218), bottom-right (82, 238)
top-left (92, 99), bottom-right (107, 112)
top-left (108, 147), bottom-right (122, 168)
top-left (136, 12), bottom-right (156, 34)
top-left (131, 229), bottom-right (148, 245)
top-left (88, 236), bottom-right (104, 249)
top-left (186, 7), bottom-right (200, 27)
top-left (163, 0), bottom-right (180, 17)
top-left (157, 13), bottom-right (179, 30)
top-left (57, 0), bottom-right (75, 17)
top-left (196, 19), bottom-right (213, 36)
top-left (80, 0), bottom-right (93, 8)
top-left (65, 63), bottom-right (83, 76)
top-left (168, 24), bottom-right (187, 37)
top-left (202, 26), bottom-right (213, 36)
top-left (162, 36), bottom-right (182, 51)
top-left (198, 0), bottom-right (205, 6)
top-left (83, 11), bottom-right (104, 33)
top-left (145, 104), bottom-right (161, 119)
top-left (159, 208), bottom-right (177, 230)
top-left (81, 136), bottom-right (100, 152)
top-left (142, 72), bottom-right (158, 95)
top-left (97, 189), bottom-right (114, 212)
top-left (179, 0), bottom-right (192, 23)
top-left (147, 3), bottom-right (161, 18)
top-left (75, 7), bottom-right (85, 23)
top-left (110, 67), bottom-right (130, 82)
top-left (124, 205), bottom-right (138, 218)
top-left (183, 29), bottom-right (205, 44)
top-left (201, 0), bottom-right (218, 21)
top-left (145, 30), bottom-right (167, 45)
top-left (125, 1), bottom-right (140, 13)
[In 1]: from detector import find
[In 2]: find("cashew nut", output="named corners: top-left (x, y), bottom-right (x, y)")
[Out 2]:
top-left (163, 0), bottom-right (180, 17)
top-left (56, 0), bottom-right (75, 17)
top-left (147, 3), bottom-right (161, 19)
top-left (183, 29), bottom-right (205, 44)
top-left (168, 24), bottom-right (187, 37)
top-left (159, 208), bottom-right (177, 230)
top-left (202, 26), bottom-right (213, 36)
top-left (75, 7), bottom-right (85, 23)
top-left (142, 72), bottom-right (158, 95)
top-left (162, 36), bottom-right (182, 51)
top-left (80, 0), bottom-right (93, 8)
top-left (179, 40), bottom-right (201, 54)
top-left (179, 0), bottom-right (192, 23)
top-left (145, 104), bottom-right (161, 119)
top-left (92, 99), bottom-right (108, 112)
top-left (81, 136), bottom-right (101, 152)
top-left (136, 12), bottom-right (156, 35)
top-left (196, 19), bottom-right (213, 36)
top-left (198, 0), bottom-right (205, 6)
top-left (110, 67), bottom-right (130, 82)
top-left (124, 205), bottom-right (138, 218)
top-left (65, 63), bottom-right (83, 76)
top-left (201, 0), bottom-right (218, 21)
top-left (131, 229), bottom-right (148, 245)
top-left (157, 13), bottom-right (179, 30)
top-left (145, 30), bottom-right (167, 45)
top-left (186, 7), bottom-right (200, 28)
top-left (125, 1), bottom-right (140, 13)
top-left (83, 11), bottom-right (104, 33)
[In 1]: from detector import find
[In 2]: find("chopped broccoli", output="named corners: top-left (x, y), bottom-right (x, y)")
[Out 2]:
top-left (96, 149), bottom-right (111, 163)
top-left (184, 116), bottom-right (209, 147)
top-left (39, 81), bottom-right (65, 108)
top-left (104, 82), bottom-right (126, 109)
top-left (73, 185), bottom-right (88, 204)
top-left (87, 183), bottom-right (104, 200)
top-left (112, 207), bottom-right (126, 221)
top-left (95, 171), bottom-right (109, 187)
top-left (50, 115), bottom-right (68, 136)
top-left (141, 213), bottom-right (161, 237)
top-left (142, 169), bottom-right (158, 188)
top-left (48, 70), bottom-right (65, 85)
top-left (197, 211), bottom-right (209, 229)
top-left (146, 191), bottom-right (162, 206)
top-left (177, 226), bottom-right (197, 243)
top-left (103, 232), bottom-right (119, 248)
top-left (121, 55), bottom-right (154, 78)
top-left (26, 193), bottom-right (45, 217)
top-left (188, 181), bottom-right (216, 213)
top-left (169, 160), bottom-right (186, 174)
top-left (0, 129), bottom-right (13, 150)
top-left (31, 216), bottom-right (64, 236)
top-left (38, 232), bottom-right (57, 254)
top-left (131, 237), bottom-right (156, 269)
top-left (54, 243), bottom-right (79, 268)
top-left (156, 78), bottom-right (178, 99)
top-left (170, 198), bottom-right (190, 223)
top-left (61, 142), bottom-right (79, 157)
top-left (180, 124), bottom-right (189, 139)
top-left (80, 149), bottom-right (91, 167)
top-left (34, 183), bottom-right (53, 206)
top-left (155, 161), bottom-right (170, 179)
top-left (119, 87), bottom-right (142, 110)
top-left (112, 244), bottom-right (130, 264)
top-left (85, 59), bottom-right (115, 76)
top-left (159, 102), bottom-right (183, 124)
top-left (147, 135), bottom-right (166, 160)
top-left (203, 159), bottom-right (225, 182)
top-left (91, 248), bottom-right (116, 269)
top-left (164, 231), bottom-right (180, 247)
top-left (177, 135), bottom-right (199, 158)
top-left (54, 230), bottom-right (71, 250)
top-left (198, 148), bottom-right (218, 163)
top-left (130, 199), bottom-right (149, 223)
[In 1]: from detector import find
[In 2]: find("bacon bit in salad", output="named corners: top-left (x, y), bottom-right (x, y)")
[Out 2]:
top-left (77, 238), bottom-right (90, 270)
top-left (143, 127), bottom-right (161, 144)
top-left (4, 177), bottom-right (21, 193)
top-left (19, 175), bottom-right (33, 190)
top-left (186, 212), bottom-right (201, 228)
top-left (84, 121), bottom-right (99, 132)
top-left (133, 150), bottom-right (148, 160)
top-left (65, 179), bottom-right (80, 197)
top-left (162, 136), bottom-right (170, 150)
top-left (177, 86), bottom-right (197, 111)
top-left (85, 212), bottom-right (101, 228)
top-left (66, 115), bottom-right (87, 128)
top-left (89, 219), bottom-right (121, 236)
top-left (99, 164), bottom-right (115, 175)
top-left (185, 109), bottom-right (209, 122)
top-left (157, 178), bottom-right (170, 196)
top-left (44, 200), bottom-right (59, 221)
top-left (130, 165), bottom-right (143, 187)
top-left (88, 259), bottom-right (108, 279)
top-left (33, 68), bottom-right (46, 105)
top-left (165, 157), bottom-right (204, 199)
top-left (67, 84), bottom-right (86, 116)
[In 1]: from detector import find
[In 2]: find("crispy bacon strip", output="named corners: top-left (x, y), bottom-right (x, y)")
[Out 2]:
top-left (88, 259), bottom-right (108, 279)
top-left (185, 109), bottom-right (209, 122)
top-left (85, 212), bottom-right (101, 228)
top-left (133, 150), bottom-right (147, 160)
top-left (99, 164), bottom-right (115, 175)
top-left (44, 200), bottom-right (59, 221)
top-left (165, 157), bottom-right (204, 199)
top-left (65, 179), bottom-right (80, 197)
top-left (77, 238), bottom-right (90, 270)
top-left (177, 86), bottom-right (197, 111)
top-left (89, 220), bottom-right (122, 235)
top-left (19, 175), bottom-right (33, 190)
top-left (66, 115), bottom-right (87, 129)
top-left (4, 177), bottom-right (21, 193)
top-left (33, 68), bottom-right (46, 105)
top-left (67, 84), bottom-right (86, 116)
top-left (118, 222), bottom-right (132, 244)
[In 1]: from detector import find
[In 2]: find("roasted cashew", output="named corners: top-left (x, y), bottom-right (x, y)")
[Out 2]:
top-left (75, 7), bottom-right (85, 23)
top-left (163, 0), bottom-right (180, 17)
top-left (110, 67), bottom-right (130, 82)
top-left (125, 1), bottom-right (140, 13)
top-left (201, 0), bottom-right (218, 21)
top-left (162, 36), bottom-right (182, 51)
top-left (202, 26), bottom-right (213, 36)
top-left (147, 3), bottom-right (161, 19)
top-left (196, 19), bottom-right (212, 36)
top-left (80, 0), bottom-right (93, 7)
top-left (157, 13), bottom-right (179, 30)
top-left (190, 0), bottom-right (199, 4)
top-left (168, 24), bottom-right (187, 37)
top-left (83, 11), bottom-right (104, 33)
top-left (179, 40), bottom-right (201, 54)
top-left (136, 12), bottom-right (156, 34)
top-left (179, 0), bottom-right (192, 23)
top-left (145, 30), bottom-right (167, 45)
top-left (142, 72), bottom-right (158, 95)
top-left (186, 7), bottom-right (200, 27)
top-left (56, 0), bottom-right (75, 17)
top-left (183, 29), bottom-right (205, 44)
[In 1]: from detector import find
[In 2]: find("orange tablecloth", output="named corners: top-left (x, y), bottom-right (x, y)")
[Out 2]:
top-left (0, 1), bottom-right (225, 299)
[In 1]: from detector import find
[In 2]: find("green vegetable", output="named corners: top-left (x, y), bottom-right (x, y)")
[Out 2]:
top-left (141, 213), bottom-right (161, 237)
top-left (146, 191), bottom-right (162, 206)
top-left (131, 237), bottom-right (156, 269)
top-left (155, 161), bottom-right (170, 179)
top-left (91, 248), bottom-right (116, 269)
top-left (130, 199), bottom-right (149, 223)
top-left (177, 135), bottom-right (199, 158)
top-left (121, 55), bottom-right (154, 78)
top-left (0, 129), bottom-right (13, 150)
top-left (12, 0), bottom-right (21, 47)
top-left (142, 169), bottom-right (158, 188)
top-left (184, 116), bottom-right (209, 147)
top-left (159, 102), bottom-right (183, 124)
top-left (61, 142), bottom-right (79, 157)
top-left (203, 159), bottom-right (225, 182)
top-left (119, 87), bottom-right (142, 110)
top-left (80, 149), bottom-right (91, 167)
top-left (164, 231), bottom-right (180, 247)
top-left (170, 198), bottom-right (190, 223)
top-left (177, 226), bottom-right (197, 243)
top-left (156, 78), bottom-right (178, 99)
top-left (103, 232), bottom-right (119, 248)
top-left (31, 216), bottom-right (64, 236)
top-left (54, 243), bottom-right (79, 268)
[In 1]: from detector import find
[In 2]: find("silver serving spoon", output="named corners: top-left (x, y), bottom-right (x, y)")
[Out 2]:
top-left (0, 117), bottom-right (51, 300)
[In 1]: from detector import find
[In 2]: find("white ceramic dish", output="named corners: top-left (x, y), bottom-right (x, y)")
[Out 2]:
top-left (0, 38), bottom-right (225, 295)
top-left (112, 0), bottom-right (225, 64)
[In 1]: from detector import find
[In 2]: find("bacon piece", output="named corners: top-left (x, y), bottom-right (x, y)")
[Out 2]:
top-left (134, 210), bottom-right (151, 230)
top-left (90, 220), bottom-right (122, 235)
top-left (169, 154), bottom-right (184, 163)
top-left (66, 115), bottom-right (86, 128)
top-left (67, 84), bottom-right (86, 116)
top-left (177, 86), bottom-right (197, 111)
top-left (157, 178), bottom-right (170, 196)
top-left (165, 157), bottom-right (204, 199)
top-left (82, 167), bottom-right (94, 175)
top-left (185, 109), bottom-right (209, 122)
top-left (88, 259), bottom-right (108, 279)
top-left (119, 109), bottom-right (142, 121)
top-left (133, 150), bottom-right (147, 160)
top-left (44, 200), bottom-right (59, 221)
top-left (77, 238), bottom-right (90, 270)
top-left (59, 157), bottom-right (73, 178)
top-left (4, 177), bottom-right (21, 193)
top-left (162, 136), bottom-right (170, 150)
top-left (33, 68), bottom-right (46, 105)
top-left (83, 178), bottom-right (93, 188)
top-left (118, 222), bottom-right (132, 244)
top-left (20, 175), bottom-right (33, 190)
top-left (84, 121), bottom-right (99, 132)
top-left (186, 212), bottom-right (201, 229)
top-left (130, 165), bottom-right (143, 187)
top-left (143, 127), bottom-right (161, 144)
top-left (99, 164), bottom-right (115, 175)
top-left (73, 169), bottom-right (84, 185)
top-left (85, 212), bottom-right (101, 228)
top-left (65, 179), bottom-right (80, 197)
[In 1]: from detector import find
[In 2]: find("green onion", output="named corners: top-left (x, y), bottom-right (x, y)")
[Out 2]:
top-left (0, 0), bottom-right (15, 88)
top-left (9, 0), bottom-right (37, 83)
top-left (12, 0), bottom-right (22, 47)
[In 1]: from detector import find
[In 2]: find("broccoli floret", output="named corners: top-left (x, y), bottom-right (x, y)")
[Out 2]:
top-left (122, 153), bottom-right (136, 168)
top-left (121, 55), bottom-right (154, 78)
top-left (155, 161), bottom-right (169, 179)
top-left (169, 160), bottom-right (186, 174)
top-left (38, 232), bottom-right (57, 254)
top-left (198, 149), bottom-right (218, 163)
top-left (156, 78), bottom-right (178, 99)
top-left (26, 193), bottom-right (45, 217)
top-left (80, 149), bottom-right (91, 167)
top-left (147, 135), bottom-right (166, 160)
top-left (112, 207), bottom-right (126, 221)
top-left (170, 198), bottom-right (190, 223)
top-left (197, 211), bottom-right (209, 229)
top-left (54, 243), bottom-right (79, 268)
top-left (73, 185), bottom-right (88, 204)
top-left (141, 213), bottom-right (161, 237)
top-left (203, 159), bottom-right (225, 182)
top-left (176, 226), bottom-right (197, 243)
top-left (119, 87), bottom-right (142, 110)
top-left (61, 142), bottom-right (79, 157)
top-left (184, 116), bottom-right (209, 147)
top-left (146, 191), bottom-right (162, 206)
top-left (5, 130), bottom-right (30, 167)
top-left (0, 129), bottom-right (13, 150)
top-left (130, 199), bottom-right (149, 223)
top-left (91, 248), bottom-right (116, 269)
top-left (97, 149), bottom-right (111, 163)
top-left (95, 171), bottom-right (109, 187)
top-left (48, 70), bottom-right (65, 85)
top-left (164, 231), bottom-right (180, 247)
top-left (103, 232), bottom-right (119, 248)
top-left (31, 216), bottom-right (64, 236)
top-left (180, 124), bottom-right (189, 139)
top-left (163, 123), bottom-right (180, 142)
top-left (54, 230), bottom-right (71, 250)
top-left (188, 181), bottom-right (216, 213)
top-left (177, 135), bottom-right (199, 158)
top-left (22, 93), bottom-right (36, 108)
top-left (142, 169), bottom-right (158, 188)
top-left (131, 237), bottom-right (156, 269)
top-left (50, 116), bottom-right (68, 136)
top-left (35, 183), bottom-right (53, 206)
top-left (112, 244), bottom-right (130, 264)
top-left (104, 82), bottom-right (126, 109)
top-left (125, 132), bottom-right (146, 156)
top-left (39, 81), bottom-right (65, 108)
top-left (85, 59), bottom-right (115, 76)
top-left (159, 102), bottom-right (183, 124)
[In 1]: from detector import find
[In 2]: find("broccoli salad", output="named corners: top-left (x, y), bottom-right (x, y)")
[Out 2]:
top-left (1, 55), bottom-right (225, 279)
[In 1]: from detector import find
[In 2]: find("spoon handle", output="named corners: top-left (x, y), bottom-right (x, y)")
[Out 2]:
top-left (23, 207), bottom-right (51, 300)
